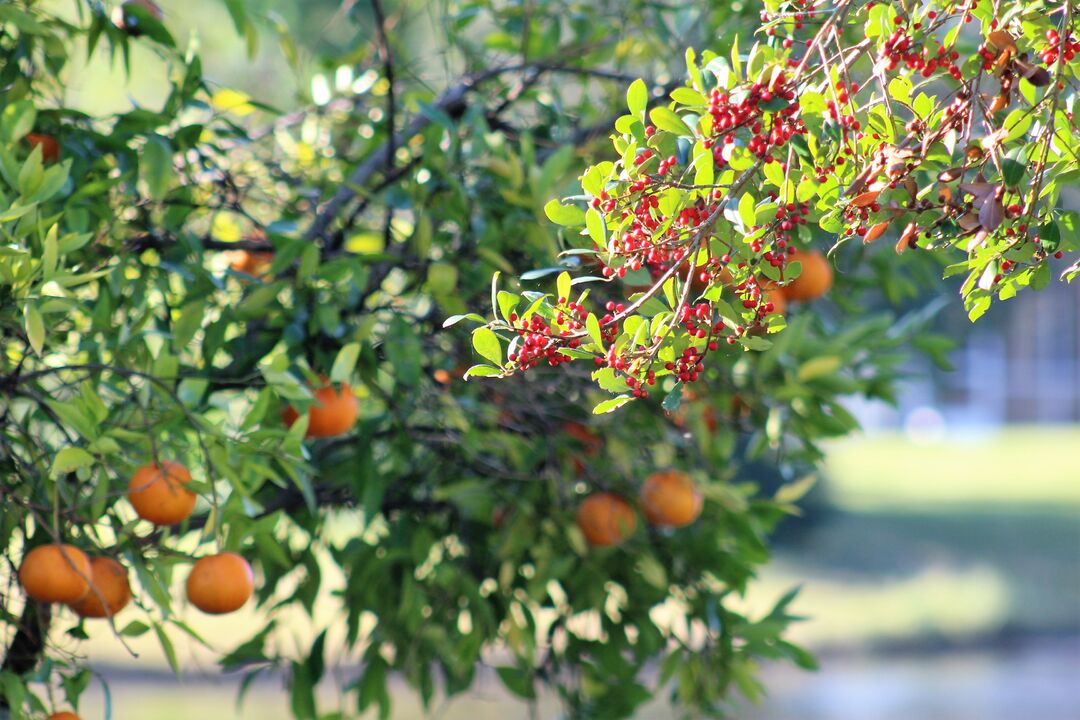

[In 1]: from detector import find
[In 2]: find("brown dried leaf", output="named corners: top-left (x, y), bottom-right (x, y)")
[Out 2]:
top-left (851, 190), bottom-right (882, 208)
top-left (958, 212), bottom-right (982, 232)
top-left (989, 93), bottom-right (1009, 113)
top-left (887, 162), bottom-right (908, 179)
top-left (994, 50), bottom-right (1014, 74)
top-left (965, 143), bottom-right (986, 160)
top-left (1016, 59), bottom-right (1052, 87)
top-left (903, 177), bottom-right (918, 203)
top-left (863, 219), bottom-right (893, 244)
top-left (987, 30), bottom-right (1017, 53)
top-left (844, 163), bottom-right (879, 197)
top-left (897, 221), bottom-right (919, 254)
top-left (959, 182), bottom-right (997, 201)
top-left (979, 198), bottom-right (1005, 231)
top-left (938, 167), bottom-right (965, 183)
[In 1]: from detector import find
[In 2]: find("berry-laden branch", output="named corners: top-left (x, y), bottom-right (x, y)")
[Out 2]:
top-left (464, 0), bottom-right (1080, 412)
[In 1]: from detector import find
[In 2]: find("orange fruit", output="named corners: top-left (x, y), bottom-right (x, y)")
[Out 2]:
top-left (68, 557), bottom-right (132, 618)
top-left (19, 544), bottom-right (91, 604)
top-left (186, 552), bottom-right (255, 615)
top-left (127, 460), bottom-right (197, 526)
top-left (49, 712), bottom-right (81, 720)
top-left (764, 287), bottom-right (787, 315)
top-left (282, 378), bottom-right (359, 438)
top-left (228, 250), bottom-right (273, 277)
top-left (112, 0), bottom-right (163, 34)
top-left (640, 470), bottom-right (703, 529)
top-left (783, 250), bottom-right (833, 302)
top-left (575, 493), bottom-right (637, 547)
top-left (25, 133), bottom-right (60, 164)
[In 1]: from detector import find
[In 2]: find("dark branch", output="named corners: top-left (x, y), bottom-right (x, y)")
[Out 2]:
top-left (1, 601), bottom-right (50, 678)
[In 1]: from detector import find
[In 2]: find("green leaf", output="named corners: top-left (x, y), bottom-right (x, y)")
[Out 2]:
top-left (1001, 158), bottom-right (1024, 187)
top-left (330, 342), bottom-right (361, 383)
top-left (738, 192), bottom-right (756, 229)
top-left (23, 303), bottom-right (44, 355)
top-left (556, 271), bottom-right (571, 302)
top-left (671, 87), bottom-right (707, 106)
top-left (171, 299), bottom-right (204, 352)
top-left (50, 447), bottom-right (95, 477)
top-left (472, 328), bottom-right (502, 366)
top-left (585, 208), bottom-right (606, 247)
top-left (586, 313), bottom-right (603, 348)
top-left (888, 76), bottom-right (912, 104)
top-left (154, 623), bottom-right (181, 676)
top-left (593, 395), bottom-right (633, 414)
top-left (731, 35), bottom-right (742, 80)
top-left (120, 620), bottom-right (152, 637)
top-left (662, 383), bottom-right (683, 412)
top-left (775, 474), bottom-right (817, 504)
top-left (141, 135), bottom-right (174, 201)
top-left (442, 313), bottom-right (486, 328)
top-left (636, 553), bottom-right (668, 588)
top-left (0, 100), bottom-right (36, 142)
top-left (0, 671), bottom-right (26, 717)
top-left (463, 364), bottom-right (502, 379)
top-left (797, 355), bottom-right (842, 381)
top-left (495, 666), bottom-right (536, 700)
top-left (648, 107), bottom-right (693, 136)
top-left (626, 78), bottom-right (648, 118)
top-left (18, 144), bottom-right (44, 197)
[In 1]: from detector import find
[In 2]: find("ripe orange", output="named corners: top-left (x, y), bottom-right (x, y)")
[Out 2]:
top-left (228, 250), bottom-right (273, 277)
top-left (68, 557), bottom-right (132, 618)
top-left (640, 470), bottom-right (703, 529)
top-left (783, 250), bottom-right (833, 302)
top-left (49, 712), bottom-right (81, 720)
top-left (112, 0), bottom-right (164, 34)
top-left (575, 493), bottom-right (637, 547)
top-left (186, 552), bottom-right (255, 615)
top-left (25, 133), bottom-right (60, 164)
top-left (19, 544), bottom-right (91, 604)
top-left (127, 460), bottom-right (197, 526)
top-left (282, 379), bottom-right (359, 438)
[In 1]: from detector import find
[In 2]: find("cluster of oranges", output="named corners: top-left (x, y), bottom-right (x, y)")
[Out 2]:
top-left (20, 375), bottom-right (359, 611)
top-left (576, 470), bottom-right (704, 547)
top-left (19, 461), bottom-right (253, 618)
top-left (19, 376), bottom-right (360, 718)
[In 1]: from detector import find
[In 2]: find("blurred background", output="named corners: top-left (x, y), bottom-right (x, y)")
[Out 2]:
top-left (50, 0), bottom-right (1080, 716)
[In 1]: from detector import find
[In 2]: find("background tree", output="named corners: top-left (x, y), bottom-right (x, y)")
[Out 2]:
top-left (0, 1), bottom-right (1075, 719)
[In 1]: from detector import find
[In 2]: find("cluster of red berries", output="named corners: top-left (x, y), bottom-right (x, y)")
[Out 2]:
top-left (665, 347), bottom-right (707, 384)
top-left (507, 312), bottom-right (577, 370)
top-left (702, 77), bottom-right (806, 167)
top-left (748, 200), bottom-right (811, 260)
top-left (679, 302), bottom-right (722, 342)
top-left (1041, 29), bottom-right (1080, 65)
top-left (881, 29), bottom-right (964, 79)
top-left (624, 370), bottom-right (657, 399)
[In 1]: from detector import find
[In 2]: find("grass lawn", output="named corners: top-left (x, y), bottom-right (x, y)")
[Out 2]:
top-left (821, 426), bottom-right (1080, 511)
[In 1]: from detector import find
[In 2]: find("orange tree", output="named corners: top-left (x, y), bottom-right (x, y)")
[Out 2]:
top-left (1, 0), bottom-right (1076, 719)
